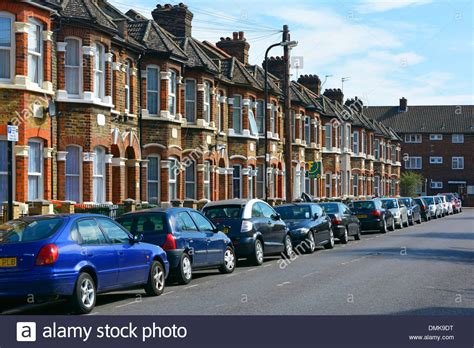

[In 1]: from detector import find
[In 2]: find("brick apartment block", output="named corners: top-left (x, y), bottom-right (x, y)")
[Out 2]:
top-left (0, 0), bottom-right (405, 209)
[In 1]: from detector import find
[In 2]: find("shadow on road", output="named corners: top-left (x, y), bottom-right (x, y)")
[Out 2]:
top-left (391, 232), bottom-right (474, 241)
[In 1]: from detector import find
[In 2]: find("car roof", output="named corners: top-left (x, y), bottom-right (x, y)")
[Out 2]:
top-left (276, 203), bottom-right (316, 208)
top-left (119, 207), bottom-right (197, 217)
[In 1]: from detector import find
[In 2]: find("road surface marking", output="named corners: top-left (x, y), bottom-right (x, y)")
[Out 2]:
top-left (277, 281), bottom-right (291, 287)
top-left (162, 290), bottom-right (175, 296)
top-left (246, 268), bottom-right (257, 272)
top-left (184, 284), bottom-right (199, 290)
top-left (115, 301), bottom-right (137, 308)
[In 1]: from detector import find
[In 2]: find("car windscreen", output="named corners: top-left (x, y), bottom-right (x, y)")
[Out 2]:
top-left (203, 206), bottom-right (243, 220)
top-left (422, 197), bottom-right (434, 204)
top-left (445, 194), bottom-right (454, 201)
top-left (117, 213), bottom-right (167, 236)
top-left (0, 218), bottom-right (63, 244)
top-left (275, 205), bottom-right (312, 220)
top-left (318, 203), bottom-right (339, 214)
top-left (400, 198), bottom-right (410, 206)
top-left (351, 201), bottom-right (375, 211)
top-left (382, 200), bottom-right (398, 209)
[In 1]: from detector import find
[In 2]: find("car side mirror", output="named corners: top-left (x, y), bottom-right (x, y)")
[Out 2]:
top-left (132, 233), bottom-right (144, 243)
top-left (272, 213), bottom-right (281, 221)
top-left (313, 213), bottom-right (319, 220)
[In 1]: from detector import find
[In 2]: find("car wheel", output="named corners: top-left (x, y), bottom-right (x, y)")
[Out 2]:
top-left (380, 219), bottom-right (388, 233)
top-left (303, 231), bottom-right (316, 254)
top-left (249, 239), bottom-right (264, 266)
top-left (340, 227), bottom-right (349, 244)
top-left (283, 234), bottom-right (295, 258)
top-left (219, 247), bottom-right (236, 274)
top-left (403, 217), bottom-right (409, 227)
top-left (324, 230), bottom-right (335, 249)
top-left (175, 253), bottom-right (192, 285)
top-left (145, 261), bottom-right (165, 296)
top-left (71, 272), bottom-right (96, 314)
top-left (354, 226), bottom-right (361, 241)
top-left (408, 216), bottom-right (414, 226)
top-left (388, 219), bottom-right (395, 231)
top-left (416, 215), bottom-right (422, 224)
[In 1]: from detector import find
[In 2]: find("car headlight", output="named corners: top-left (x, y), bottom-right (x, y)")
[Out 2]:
top-left (294, 228), bottom-right (309, 235)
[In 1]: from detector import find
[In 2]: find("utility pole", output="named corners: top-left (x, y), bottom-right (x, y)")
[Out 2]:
top-left (283, 25), bottom-right (293, 202)
top-left (7, 122), bottom-right (14, 220)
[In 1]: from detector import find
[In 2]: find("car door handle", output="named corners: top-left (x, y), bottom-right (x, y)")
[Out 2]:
top-left (189, 239), bottom-right (194, 243)
top-left (81, 250), bottom-right (93, 257)
top-left (267, 221), bottom-right (272, 225)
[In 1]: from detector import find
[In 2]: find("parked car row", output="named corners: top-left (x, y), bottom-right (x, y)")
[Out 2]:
top-left (0, 194), bottom-right (461, 314)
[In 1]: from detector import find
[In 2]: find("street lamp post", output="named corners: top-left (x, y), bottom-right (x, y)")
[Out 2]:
top-left (263, 37), bottom-right (297, 201)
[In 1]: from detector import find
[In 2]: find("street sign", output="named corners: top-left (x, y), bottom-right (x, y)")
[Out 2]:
top-left (307, 161), bottom-right (322, 179)
top-left (7, 125), bottom-right (18, 142)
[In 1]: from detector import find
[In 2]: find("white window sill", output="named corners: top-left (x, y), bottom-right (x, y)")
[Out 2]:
top-left (56, 92), bottom-right (114, 108)
top-left (0, 81), bottom-right (54, 95)
top-left (141, 115), bottom-right (183, 124)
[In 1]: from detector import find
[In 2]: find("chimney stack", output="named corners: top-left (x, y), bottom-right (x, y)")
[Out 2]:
top-left (297, 74), bottom-right (322, 95)
top-left (152, 3), bottom-right (193, 38)
top-left (263, 56), bottom-right (285, 80)
top-left (323, 88), bottom-right (344, 105)
top-left (216, 31), bottom-right (250, 65)
top-left (399, 97), bottom-right (407, 112)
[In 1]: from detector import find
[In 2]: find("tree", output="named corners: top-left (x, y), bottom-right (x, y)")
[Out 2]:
top-left (400, 171), bottom-right (423, 197)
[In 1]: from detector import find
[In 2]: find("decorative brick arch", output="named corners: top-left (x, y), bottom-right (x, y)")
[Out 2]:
top-left (122, 130), bottom-right (141, 160)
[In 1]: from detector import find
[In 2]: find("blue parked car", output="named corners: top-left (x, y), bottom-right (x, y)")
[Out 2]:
top-left (116, 208), bottom-right (235, 285)
top-left (0, 214), bottom-right (169, 314)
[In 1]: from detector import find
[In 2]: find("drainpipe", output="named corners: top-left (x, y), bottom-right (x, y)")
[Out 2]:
top-left (137, 53), bottom-right (144, 202)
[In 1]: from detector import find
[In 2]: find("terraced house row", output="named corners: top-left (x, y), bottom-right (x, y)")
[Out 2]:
top-left (0, 0), bottom-right (401, 210)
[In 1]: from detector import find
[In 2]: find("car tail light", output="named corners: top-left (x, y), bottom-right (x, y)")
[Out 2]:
top-left (163, 233), bottom-right (177, 251)
top-left (331, 216), bottom-right (342, 225)
top-left (241, 221), bottom-right (254, 233)
top-left (36, 244), bottom-right (59, 266)
top-left (371, 210), bottom-right (381, 217)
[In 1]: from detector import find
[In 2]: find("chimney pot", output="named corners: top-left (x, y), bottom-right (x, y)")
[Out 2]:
top-left (216, 31), bottom-right (250, 65)
top-left (238, 31), bottom-right (244, 40)
top-left (399, 97), bottom-right (408, 112)
top-left (152, 3), bottom-right (194, 38)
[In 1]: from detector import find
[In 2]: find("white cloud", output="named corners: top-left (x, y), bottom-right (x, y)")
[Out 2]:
top-left (356, 0), bottom-right (433, 13)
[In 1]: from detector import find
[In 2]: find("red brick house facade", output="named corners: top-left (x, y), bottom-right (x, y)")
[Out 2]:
top-left (0, 0), bottom-right (401, 210)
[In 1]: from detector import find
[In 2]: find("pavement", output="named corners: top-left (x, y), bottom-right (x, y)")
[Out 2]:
top-left (4, 208), bottom-right (474, 315)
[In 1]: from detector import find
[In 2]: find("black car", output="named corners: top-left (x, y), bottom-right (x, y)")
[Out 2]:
top-left (414, 197), bottom-right (431, 222)
top-left (203, 199), bottom-right (291, 266)
top-left (117, 208), bottom-right (235, 285)
top-left (274, 203), bottom-right (334, 253)
top-left (318, 202), bottom-right (361, 243)
top-left (349, 199), bottom-right (395, 233)
top-left (399, 197), bottom-right (422, 225)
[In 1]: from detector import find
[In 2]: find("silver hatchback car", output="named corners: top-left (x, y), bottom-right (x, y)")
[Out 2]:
top-left (381, 198), bottom-right (409, 228)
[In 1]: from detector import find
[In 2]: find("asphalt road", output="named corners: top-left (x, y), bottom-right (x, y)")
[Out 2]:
top-left (4, 209), bottom-right (474, 315)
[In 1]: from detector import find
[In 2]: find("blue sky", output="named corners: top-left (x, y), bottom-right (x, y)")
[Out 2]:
top-left (109, 0), bottom-right (473, 106)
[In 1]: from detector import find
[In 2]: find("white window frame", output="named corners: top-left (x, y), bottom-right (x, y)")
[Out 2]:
top-left (429, 156), bottom-right (443, 164)
top-left (64, 37), bottom-right (82, 97)
top-left (405, 156), bottom-right (422, 170)
top-left (146, 65), bottom-right (160, 116)
top-left (352, 131), bottom-right (359, 154)
top-left (0, 12), bottom-right (15, 82)
top-left (430, 134), bottom-right (443, 141)
top-left (304, 116), bottom-right (311, 144)
top-left (452, 134), bottom-right (464, 143)
top-left (204, 161), bottom-right (211, 200)
top-left (361, 130), bottom-right (366, 154)
top-left (217, 93), bottom-right (224, 132)
top-left (168, 70), bottom-right (177, 116)
top-left (232, 165), bottom-right (242, 199)
top-left (203, 81), bottom-right (211, 123)
top-left (28, 139), bottom-right (44, 201)
top-left (431, 181), bottom-right (443, 189)
top-left (0, 139), bottom-right (14, 202)
top-left (168, 157), bottom-right (178, 201)
top-left (256, 164), bottom-right (264, 198)
top-left (184, 78), bottom-right (196, 122)
top-left (248, 166), bottom-right (254, 200)
top-left (147, 155), bottom-right (160, 205)
top-left (93, 42), bottom-right (105, 99)
top-left (93, 146), bottom-right (106, 203)
top-left (232, 95), bottom-right (242, 134)
top-left (374, 176), bottom-right (380, 196)
top-left (124, 60), bottom-right (131, 113)
top-left (65, 145), bottom-right (82, 202)
top-left (374, 139), bottom-right (380, 159)
top-left (404, 134), bottom-right (422, 143)
top-left (291, 111), bottom-right (296, 140)
top-left (28, 19), bottom-right (43, 86)
top-left (184, 160), bottom-right (196, 200)
top-left (452, 156), bottom-right (464, 170)
top-left (256, 100), bottom-right (264, 135)
top-left (325, 172), bottom-right (332, 197)
top-left (270, 104), bottom-right (276, 135)
top-left (313, 120), bottom-right (319, 144)
top-left (325, 124), bottom-right (332, 150)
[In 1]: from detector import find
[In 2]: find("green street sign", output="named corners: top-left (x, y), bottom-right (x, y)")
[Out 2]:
top-left (307, 161), bottom-right (322, 179)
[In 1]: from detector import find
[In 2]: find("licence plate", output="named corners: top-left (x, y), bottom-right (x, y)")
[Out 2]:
top-left (223, 227), bottom-right (230, 234)
top-left (0, 257), bottom-right (17, 267)
top-left (357, 214), bottom-right (368, 219)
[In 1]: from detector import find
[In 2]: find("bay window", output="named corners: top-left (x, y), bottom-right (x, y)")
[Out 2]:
top-left (93, 146), bottom-right (106, 203)
top-left (313, 120), bottom-right (319, 144)
top-left (270, 104), bottom-right (276, 134)
top-left (65, 145), bottom-right (81, 202)
top-left (232, 165), bottom-right (242, 198)
top-left (374, 139), bottom-right (380, 159)
top-left (232, 95), bottom-right (242, 133)
top-left (28, 19), bottom-right (43, 85)
top-left (28, 139), bottom-right (43, 201)
top-left (93, 43), bottom-right (105, 99)
top-left (203, 81), bottom-right (211, 122)
top-left (352, 131), bottom-right (359, 154)
top-left (168, 70), bottom-right (177, 115)
top-left (0, 13), bottom-right (14, 81)
top-left (185, 78), bottom-right (196, 122)
top-left (147, 156), bottom-right (160, 204)
top-left (353, 174), bottom-right (359, 196)
top-left (125, 60), bottom-right (131, 113)
top-left (147, 66), bottom-right (160, 115)
top-left (256, 164), bottom-right (264, 198)
top-left (248, 166), bottom-right (254, 199)
top-left (325, 124), bottom-right (332, 149)
top-left (168, 157), bottom-right (178, 201)
top-left (304, 116), bottom-right (311, 144)
top-left (65, 38), bottom-right (81, 96)
top-left (256, 100), bottom-right (264, 135)
top-left (204, 161), bottom-right (211, 200)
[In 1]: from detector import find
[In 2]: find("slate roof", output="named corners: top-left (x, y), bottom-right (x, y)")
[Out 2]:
top-left (220, 57), bottom-right (261, 89)
top-left (364, 105), bottom-right (474, 134)
top-left (59, 0), bottom-right (118, 33)
top-left (175, 37), bottom-right (219, 73)
top-left (128, 20), bottom-right (187, 61)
